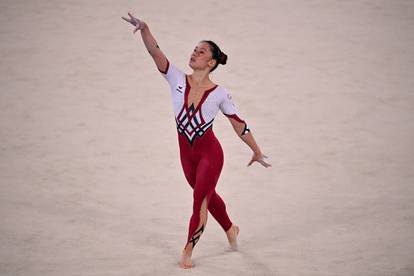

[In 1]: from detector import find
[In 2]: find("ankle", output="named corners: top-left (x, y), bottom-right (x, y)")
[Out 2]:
top-left (226, 224), bottom-right (233, 231)
top-left (226, 225), bottom-right (235, 234)
top-left (183, 245), bottom-right (193, 255)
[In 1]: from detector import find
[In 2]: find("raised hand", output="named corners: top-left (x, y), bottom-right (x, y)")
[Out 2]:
top-left (121, 12), bottom-right (146, 33)
top-left (247, 152), bottom-right (272, 168)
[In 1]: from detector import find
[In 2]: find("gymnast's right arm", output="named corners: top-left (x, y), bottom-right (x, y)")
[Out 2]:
top-left (121, 12), bottom-right (168, 73)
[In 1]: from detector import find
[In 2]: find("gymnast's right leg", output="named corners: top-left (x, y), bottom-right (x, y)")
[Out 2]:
top-left (180, 178), bottom-right (212, 269)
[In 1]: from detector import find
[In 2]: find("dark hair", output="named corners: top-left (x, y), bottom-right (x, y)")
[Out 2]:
top-left (202, 40), bottom-right (227, 72)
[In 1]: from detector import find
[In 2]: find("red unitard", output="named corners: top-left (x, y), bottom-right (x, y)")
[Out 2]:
top-left (159, 60), bottom-right (250, 249)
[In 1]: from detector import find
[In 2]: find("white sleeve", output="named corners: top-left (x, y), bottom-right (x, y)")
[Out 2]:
top-left (159, 59), bottom-right (185, 88)
top-left (219, 89), bottom-right (251, 135)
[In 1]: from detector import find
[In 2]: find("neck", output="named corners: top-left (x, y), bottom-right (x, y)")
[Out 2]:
top-left (190, 69), bottom-right (211, 86)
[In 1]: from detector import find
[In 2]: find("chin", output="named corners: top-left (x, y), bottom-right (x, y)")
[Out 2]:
top-left (189, 62), bottom-right (198, 70)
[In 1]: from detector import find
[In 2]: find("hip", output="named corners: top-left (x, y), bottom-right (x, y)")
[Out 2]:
top-left (177, 128), bottom-right (223, 159)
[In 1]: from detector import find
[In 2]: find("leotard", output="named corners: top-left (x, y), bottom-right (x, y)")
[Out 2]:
top-left (159, 60), bottom-right (250, 249)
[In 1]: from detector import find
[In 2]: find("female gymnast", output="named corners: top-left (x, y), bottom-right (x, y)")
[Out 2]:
top-left (122, 12), bottom-right (271, 269)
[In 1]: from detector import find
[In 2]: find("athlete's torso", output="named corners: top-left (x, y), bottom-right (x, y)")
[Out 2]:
top-left (159, 60), bottom-right (245, 152)
top-left (173, 74), bottom-right (224, 146)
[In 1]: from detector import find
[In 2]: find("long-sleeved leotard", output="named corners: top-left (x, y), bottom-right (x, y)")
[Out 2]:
top-left (159, 60), bottom-right (250, 250)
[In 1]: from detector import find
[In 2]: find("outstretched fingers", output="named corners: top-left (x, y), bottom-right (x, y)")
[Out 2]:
top-left (121, 12), bottom-right (140, 27)
top-left (121, 16), bottom-right (133, 25)
top-left (247, 154), bottom-right (272, 168)
top-left (259, 159), bottom-right (272, 168)
top-left (128, 12), bottom-right (137, 23)
top-left (122, 12), bottom-right (145, 34)
top-left (259, 155), bottom-right (272, 167)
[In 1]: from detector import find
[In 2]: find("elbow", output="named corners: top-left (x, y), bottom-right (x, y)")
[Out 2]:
top-left (234, 122), bottom-right (250, 137)
top-left (241, 123), bottom-right (251, 136)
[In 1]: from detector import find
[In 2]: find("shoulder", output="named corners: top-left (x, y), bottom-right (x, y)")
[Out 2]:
top-left (160, 60), bottom-right (185, 77)
top-left (161, 60), bottom-right (186, 85)
top-left (216, 86), bottom-right (233, 101)
top-left (170, 62), bottom-right (185, 74)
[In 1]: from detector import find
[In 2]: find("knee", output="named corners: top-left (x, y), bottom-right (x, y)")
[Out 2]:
top-left (192, 190), bottom-right (212, 211)
top-left (192, 196), bottom-right (204, 213)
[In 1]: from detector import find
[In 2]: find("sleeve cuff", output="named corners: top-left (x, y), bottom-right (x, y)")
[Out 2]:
top-left (158, 59), bottom-right (170, 74)
top-left (223, 113), bottom-right (245, 123)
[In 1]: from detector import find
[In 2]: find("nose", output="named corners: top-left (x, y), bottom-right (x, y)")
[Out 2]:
top-left (192, 50), bottom-right (200, 57)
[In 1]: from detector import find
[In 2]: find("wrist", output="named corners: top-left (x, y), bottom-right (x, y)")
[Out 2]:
top-left (253, 149), bottom-right (262, 156)
top-left (140, 22), bottom-right (148, 31)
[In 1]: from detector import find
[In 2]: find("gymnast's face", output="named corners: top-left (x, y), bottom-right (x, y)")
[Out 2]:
top-left (189, 42), bottom-right (217, 72)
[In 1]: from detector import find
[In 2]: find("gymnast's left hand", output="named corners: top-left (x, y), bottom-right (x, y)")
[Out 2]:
top-left (247, 152), bottom-right (272, 168)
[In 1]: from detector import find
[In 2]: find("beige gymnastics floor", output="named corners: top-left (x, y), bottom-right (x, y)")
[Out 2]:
top-left (1, 0), bottom-right (413, 275)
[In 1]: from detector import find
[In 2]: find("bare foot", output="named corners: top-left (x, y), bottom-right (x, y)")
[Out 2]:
top-left (179, 249), bottom-right (193, 269)
top-left (226, 224), bottom-right (240, 251)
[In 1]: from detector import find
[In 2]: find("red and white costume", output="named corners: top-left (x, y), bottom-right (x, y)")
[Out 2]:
top-left (160, 60), bottom-right (249, 249)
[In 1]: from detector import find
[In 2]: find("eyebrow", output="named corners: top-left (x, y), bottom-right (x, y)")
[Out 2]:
top-left (195, 46), bottom-right (208, 51)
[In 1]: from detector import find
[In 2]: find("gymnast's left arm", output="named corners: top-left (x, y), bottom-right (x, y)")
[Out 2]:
top-left (227, 117), bottom-right (271, 168)
top-left (220, 90), bottom-right (271, 168)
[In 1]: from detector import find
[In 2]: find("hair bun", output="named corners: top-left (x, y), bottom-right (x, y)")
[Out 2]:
top-left (218, 52), bottom-right (227, 65)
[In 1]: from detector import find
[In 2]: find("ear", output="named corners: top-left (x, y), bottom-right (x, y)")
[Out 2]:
top-left (207, 58), bottom-right (217, 69)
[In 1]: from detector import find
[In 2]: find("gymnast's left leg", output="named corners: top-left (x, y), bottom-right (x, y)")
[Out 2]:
top-left (208, 191), bottom-right (240, 250)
